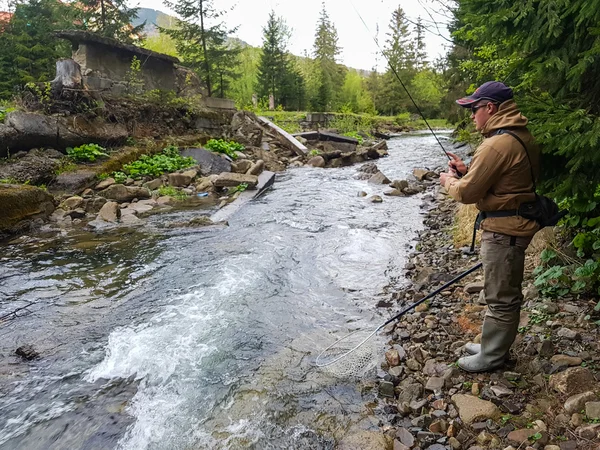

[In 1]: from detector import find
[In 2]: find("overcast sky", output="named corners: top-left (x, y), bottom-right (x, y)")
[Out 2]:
top-left (0, 0), bottom-right (453, 71)
top-left (141, 0), bottom-right (453, 71)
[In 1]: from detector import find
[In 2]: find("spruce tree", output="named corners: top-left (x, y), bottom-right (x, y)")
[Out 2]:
top-left (74, 0), bottom-right (145, 43)
top-left (256, 11), bottom-right (290, 108)
top-left (380, 6), bottom-right (415, 115)
top-left (162, 0), bottom-right (238, 97)
top-left (0, 0), bottom-right (71, 99)
top-left (312, 3), bottom-right (344, 111)
top-left (412, 17), bottom-right (428, 71)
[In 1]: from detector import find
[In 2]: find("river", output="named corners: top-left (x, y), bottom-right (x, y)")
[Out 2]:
top-left (0, 132), bottom-right (450, 450)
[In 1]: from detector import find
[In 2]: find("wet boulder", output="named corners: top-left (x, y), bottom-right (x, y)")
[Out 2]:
top-left (0, 184), bottom-right (55, 238)
top-left (214, 173), bottom-right (259, 189)
top-left (97, 184), bottom-right (151, 203)
top-left (180, 148), bottom-right (231, 176)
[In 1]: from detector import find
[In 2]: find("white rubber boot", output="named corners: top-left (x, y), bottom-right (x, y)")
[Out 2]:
top-left (464, 343), bottom-right (481, 355)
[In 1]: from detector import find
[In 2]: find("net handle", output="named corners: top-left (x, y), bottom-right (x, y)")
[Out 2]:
top-left (379, 262), bottom-right (483, 329)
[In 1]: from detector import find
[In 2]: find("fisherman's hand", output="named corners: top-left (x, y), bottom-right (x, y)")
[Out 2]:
top-left (439, 172), bottom-right (456, 186)
top-left (447, 152), bottom-right (467, 176)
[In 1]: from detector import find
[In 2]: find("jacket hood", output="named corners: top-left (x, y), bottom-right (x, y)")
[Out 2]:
top-left (481, 100), bottom-right (528, 135)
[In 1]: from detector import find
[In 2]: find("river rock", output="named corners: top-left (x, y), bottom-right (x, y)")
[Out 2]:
top-left (98, 184), bottom-right (151, 203)
top-left (385, 349), bottom-right (401, 366)
top-left (231, 159), bottom-right (253, 173)
top-left (370, 195), bottom-right (383, 203)
top-left (425, 376), bottom-right (444, 392)
top-left (550, 355), bottom-right (582, 368)
top-left (214, 173), bottom-right (259, 188)
top-left (396, 427), bottom-right (414, 447)
top-left (464, 281), bottom-right (485, 294)
top-left (98, 201), bottom-right (120, 222)
top-left (0, 148), bottom-right (62, 184)
top-left (413, 168), bottom-right (436, 181)
top-left (507, 429), bottom-right (547, 446)
top-left (143, 178), bottom-right (163, 190)
top-left (586, 402), bottom-right (600, 419)
top-left (307, 156), bottom-right (325, 168)
top-left (180, 148), bottom-right (232, 176)
top-left (383, 188), bottom-right (405, 196)
top-left (247, 159), bottom-right (265, 176)
top-left (337, 431), bottom-right (389, 450)
top-left (368, 171), bottom-right (391, 184)
top-left (96, 177), bottom-right (115, 190)
top-left (390, 179), bottom-right (408, 191)
top-left (549, 367), bottom-right (595, 394)
top-left (15, 344), bottom-right (39, 360)
top-left (0, 184), bottom-right (55, 238)
top-left (557, 327), bottom-right (580, 340)
top-left (61, 196), bottom-right (84, 210)
top-left (451, 394), bottom-right (500, 424)
top-left (168, 172), bottom-right (193, 187)
top-left (397, 383), bottom-right (423, 403)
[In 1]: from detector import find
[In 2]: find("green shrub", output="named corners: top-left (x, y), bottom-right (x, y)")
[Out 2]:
top-left (204, 139), bottom-right (244, 160)
top-left (118, 145), bottom-right (195, 180)
top-left (66, 144), bottom-right (109, 162)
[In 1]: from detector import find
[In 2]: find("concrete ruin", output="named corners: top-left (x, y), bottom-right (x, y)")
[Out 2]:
top-left (56, 30), bottom-right (204, 97)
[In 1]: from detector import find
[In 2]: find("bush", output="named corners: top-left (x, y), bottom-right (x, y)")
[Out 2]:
top-left (204, 139), bottom-right (244, 160)
top-left (66, 144), bottom-right (108, 162)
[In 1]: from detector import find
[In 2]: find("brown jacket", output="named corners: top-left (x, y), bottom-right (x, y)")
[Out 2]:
top-left (445, 100), bottom-right (540, 237)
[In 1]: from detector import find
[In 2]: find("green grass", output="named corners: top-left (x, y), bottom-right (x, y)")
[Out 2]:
top-left (157, 185), bottom-right (188, 201)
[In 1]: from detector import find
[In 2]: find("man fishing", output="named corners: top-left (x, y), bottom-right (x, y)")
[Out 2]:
top-left (439, 81), bottom-right (540, 373)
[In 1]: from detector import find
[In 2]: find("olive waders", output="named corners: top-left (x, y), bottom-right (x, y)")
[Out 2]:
top-left (458, 231), bottom-right (532, 372)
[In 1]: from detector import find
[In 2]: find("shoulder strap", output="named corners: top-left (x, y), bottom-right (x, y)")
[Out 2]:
top-left (494, 129), bottom-right (536, 192)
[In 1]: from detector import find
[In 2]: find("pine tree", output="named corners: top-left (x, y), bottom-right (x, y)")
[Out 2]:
top-left (162, 0), bottom-right (238, 97)
top-left (312, 3), bottom-right (344, 111)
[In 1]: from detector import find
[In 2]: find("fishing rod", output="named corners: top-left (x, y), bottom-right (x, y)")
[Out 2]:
top-left (348, 1), bottom-right (462, 175)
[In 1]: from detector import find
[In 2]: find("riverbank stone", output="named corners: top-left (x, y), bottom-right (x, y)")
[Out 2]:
top-left (337, 431), bottom-right (390, 450)
top-left (549, 367), bottom-right (595, 395)
top-left (451, 394), bottom-right (500, 424)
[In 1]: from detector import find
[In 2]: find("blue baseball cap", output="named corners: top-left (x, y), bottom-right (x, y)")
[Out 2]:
top-left (456, 81), bottom-right (513, 107)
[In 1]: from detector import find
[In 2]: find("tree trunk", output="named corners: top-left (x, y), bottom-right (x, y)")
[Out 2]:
top-left (51, 58), bottom-right (83, 90)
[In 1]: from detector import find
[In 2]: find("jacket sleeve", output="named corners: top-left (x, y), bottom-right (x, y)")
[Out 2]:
top-left (444, 143), bottom-right (505, 204)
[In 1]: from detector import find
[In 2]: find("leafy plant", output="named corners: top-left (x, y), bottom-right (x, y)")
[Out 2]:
top-left (118, 145), bottom-right (195, 180)
top-left (533, 265), bottom-right (570, 297)
top-left (204, 139), bottom-right (244, 160)
top-left (157, 185), bottom-right (187, 201)
top-left (308, 149), bottom-right (321, 157)
top-left (0, 106), bottom-right (15, 122)
top-left (228, 183), bottom-right (248, 195)
top-left (66, 144), bottom-right (108, 162)
top-left (112, 172), bottom-right (127, 184)
top-left (342, 131), bottom-right (364, 144)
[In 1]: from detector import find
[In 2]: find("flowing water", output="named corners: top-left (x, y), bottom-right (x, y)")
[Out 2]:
top-left (0, 132), bottom-right (451, 450)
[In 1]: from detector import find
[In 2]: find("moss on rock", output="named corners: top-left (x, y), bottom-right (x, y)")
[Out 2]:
top-left (0, 184), bottom-right (55, 235)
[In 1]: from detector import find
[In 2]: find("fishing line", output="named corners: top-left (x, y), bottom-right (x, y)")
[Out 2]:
top-left (347, 0), bottom-right (459, 171)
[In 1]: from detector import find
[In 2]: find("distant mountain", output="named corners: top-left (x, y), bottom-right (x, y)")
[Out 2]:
top-left (133, 7), bottom-right (178, 37)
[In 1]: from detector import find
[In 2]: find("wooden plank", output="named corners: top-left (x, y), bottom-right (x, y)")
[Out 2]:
top-left (257, 116), bottom-right (308, 156)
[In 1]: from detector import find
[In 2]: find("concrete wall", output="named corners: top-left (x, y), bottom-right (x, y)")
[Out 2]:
top-left (74, 42), bottom-right (176, 91)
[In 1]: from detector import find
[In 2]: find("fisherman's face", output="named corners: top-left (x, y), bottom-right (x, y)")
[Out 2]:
top-left (470, 101), bottom-right (498, 131)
